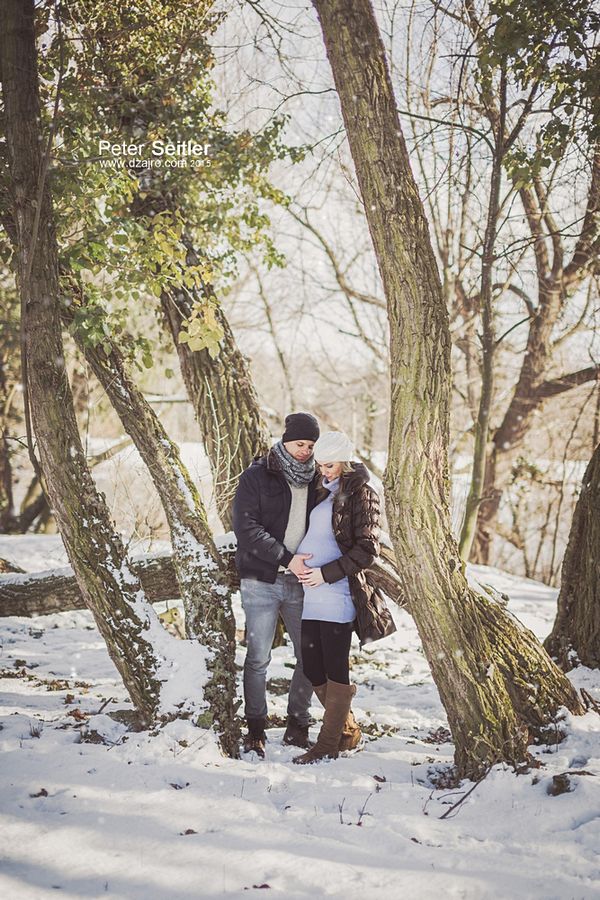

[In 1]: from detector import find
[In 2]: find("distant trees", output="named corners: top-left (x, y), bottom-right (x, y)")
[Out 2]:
top-left (390, 1), bottom-right (600, 567)
top-left (0, 288), bottom-right (49, 533)
top-left (449, 1), bottom-right (600, 563)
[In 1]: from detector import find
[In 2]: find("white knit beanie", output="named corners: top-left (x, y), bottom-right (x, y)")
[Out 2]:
top-left (313, 431), bottom-right (354, 464)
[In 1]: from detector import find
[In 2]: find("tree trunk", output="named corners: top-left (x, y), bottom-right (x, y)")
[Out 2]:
top-left (0, 0), bottom-right (233, 742)
top-left (161, 258), bottom-right (271, 530)
top-left (63, 293), bottom-right (238, 749)
top-left (544, 442), bottom-right (600, 669)
top-left (311, 0), bottom-right (583, 779)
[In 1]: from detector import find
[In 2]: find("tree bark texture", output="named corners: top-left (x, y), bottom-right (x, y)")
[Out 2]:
top-left (160, 260), bottom-right (271, 531)
top-left (0, 0), bottom-right (229, 739)
top-left (311, 0), bottom-right (583, 778)
top-left (544, 442), bottom-right (600, 669)
top-left (64, 298), bottom-right (238, 750)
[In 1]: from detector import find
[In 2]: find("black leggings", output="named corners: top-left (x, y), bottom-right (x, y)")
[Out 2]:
top-left (301, 619), bottom-right (354, 686)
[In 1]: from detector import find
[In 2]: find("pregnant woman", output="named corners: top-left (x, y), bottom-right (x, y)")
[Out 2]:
top-left (293, 431), bottom-right (395, 765)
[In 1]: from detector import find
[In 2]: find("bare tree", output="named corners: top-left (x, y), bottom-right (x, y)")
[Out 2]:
top-left (387, 1), bottom-right (599, 568)
top-left (457, 2), bottom-right (600, 563)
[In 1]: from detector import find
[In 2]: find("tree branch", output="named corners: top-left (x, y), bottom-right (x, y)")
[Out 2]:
top-left (519, 185), bottom-right (551, 281)
top-left (287, 206), bottom-right (386, 310)
top-left (535, 365), bottom-right (600, 401)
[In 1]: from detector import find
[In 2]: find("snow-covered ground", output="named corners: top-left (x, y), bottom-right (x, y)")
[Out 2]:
top-left (1, 537), bottom-right (599, 899)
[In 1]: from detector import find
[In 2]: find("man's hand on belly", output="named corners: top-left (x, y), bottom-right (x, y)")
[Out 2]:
top-left (288, 553), bottom-right (313, 577)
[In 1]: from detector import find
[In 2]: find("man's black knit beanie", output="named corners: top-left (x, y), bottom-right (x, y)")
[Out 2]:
top-left (282, 412), bottom-right (320, 443)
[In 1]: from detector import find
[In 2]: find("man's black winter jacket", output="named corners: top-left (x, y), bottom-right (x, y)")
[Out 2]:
top-left (232, 449), bottom-right (320, 583)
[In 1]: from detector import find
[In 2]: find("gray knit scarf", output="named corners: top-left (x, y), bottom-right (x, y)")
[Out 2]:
top-left (272, 440), bottom-right (315, 487)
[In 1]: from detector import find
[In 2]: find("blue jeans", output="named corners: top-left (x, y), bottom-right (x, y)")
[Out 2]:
top-left (240, 573), bottom-right (313, 725)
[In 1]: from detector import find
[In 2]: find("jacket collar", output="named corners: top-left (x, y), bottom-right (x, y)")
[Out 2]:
top-left (317, 462), bottom-right (370, 504)
top-left (339, 462), bottom-right (370, 494)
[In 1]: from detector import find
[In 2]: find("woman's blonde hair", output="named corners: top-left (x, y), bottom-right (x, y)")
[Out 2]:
top-left (318, 461), bottom-right (354, 473)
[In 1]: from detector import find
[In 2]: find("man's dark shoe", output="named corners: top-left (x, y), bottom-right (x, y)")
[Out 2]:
top-left (242, 717), bottom-right (266, 759)
top-left (282, 716), bottom-right (312, 749)
top-left (243, 731), bottom-right (266, 758)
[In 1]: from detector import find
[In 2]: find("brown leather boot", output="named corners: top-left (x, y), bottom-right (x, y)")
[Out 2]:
top-left (312, 683), bottom-right (361, 753)
top-left (340, 708), bottom-right (362, 752)
top-left (282, 717), bottom-right (311, 749)
top-left (293, 681), bottom-right (355, 765)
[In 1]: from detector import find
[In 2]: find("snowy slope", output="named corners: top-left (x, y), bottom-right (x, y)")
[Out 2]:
top-left (1, 538), bottom-right (599, 899)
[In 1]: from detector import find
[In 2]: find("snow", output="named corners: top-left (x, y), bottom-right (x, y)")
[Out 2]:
top-left (1, 539), bottom-right (600, 899)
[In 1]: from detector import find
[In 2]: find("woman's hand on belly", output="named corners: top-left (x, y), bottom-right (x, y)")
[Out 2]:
top-left (299, 566), bottom-right (324, 587)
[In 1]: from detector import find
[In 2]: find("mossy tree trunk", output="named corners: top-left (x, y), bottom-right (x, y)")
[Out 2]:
top-left (160, 251), bottom-right (271, 531)
top-left (63, 292), bottom-right (238, 751)
top-left (0, 0), bottom-right (232, 740)
top-left (311, 0), bottom-right (583, 778)
top-left (545, 442), bottom-right (600, 670)
top-left (127, 199), bottom-right (270, 530)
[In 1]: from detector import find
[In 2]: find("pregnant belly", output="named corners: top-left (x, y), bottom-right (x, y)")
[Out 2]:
top-left (296, 538), bottom-right (341, 569)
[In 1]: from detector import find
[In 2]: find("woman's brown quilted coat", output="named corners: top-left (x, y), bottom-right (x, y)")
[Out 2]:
top-left (319, 463), bottom-right (396, 645)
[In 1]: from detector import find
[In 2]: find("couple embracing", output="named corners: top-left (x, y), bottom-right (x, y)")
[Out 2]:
top-left (232, 412), bottom-right (396, 764)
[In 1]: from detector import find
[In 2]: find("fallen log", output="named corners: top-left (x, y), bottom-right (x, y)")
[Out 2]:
top-left (0, 553), bottom-right (179, 617)
top-left (0, 545), bottom-right (406, 618)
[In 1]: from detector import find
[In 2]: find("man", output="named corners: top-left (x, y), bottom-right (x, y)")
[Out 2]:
top-left (233, 412), bottom-right (321, 757)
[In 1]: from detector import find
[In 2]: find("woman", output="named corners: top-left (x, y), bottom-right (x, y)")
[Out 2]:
top-left (293, 431), bottom-right (396, 765)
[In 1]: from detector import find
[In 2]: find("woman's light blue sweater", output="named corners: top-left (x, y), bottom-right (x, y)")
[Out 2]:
top-left (296, 478), bottom-right (356, 623)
